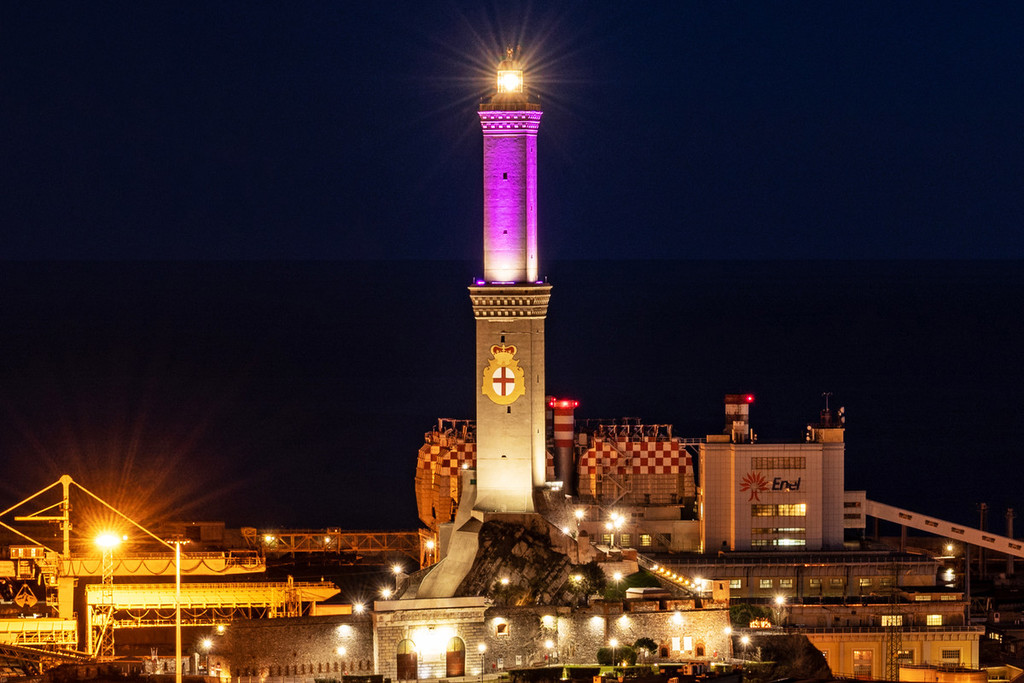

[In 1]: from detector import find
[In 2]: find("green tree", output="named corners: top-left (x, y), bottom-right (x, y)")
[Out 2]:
top-left (632, 637), bottom-right (657, 659)
top-left (730, 603), bottom-right (771, 627)
top-left (567, 561), bottom-right (607, 605)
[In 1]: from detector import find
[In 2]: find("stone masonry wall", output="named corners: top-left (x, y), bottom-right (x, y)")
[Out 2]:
top-left (213, 604), bottom-right (731, 681)
top-left (213, 614), bottom-right (374, 682)
top-left (482, 605), bottom-right (732, 669)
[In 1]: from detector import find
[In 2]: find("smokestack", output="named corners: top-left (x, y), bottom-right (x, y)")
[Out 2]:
top-left (548, 397), bottom-right (578, 495)
top-left (724, 394), bottom-right (754, 443)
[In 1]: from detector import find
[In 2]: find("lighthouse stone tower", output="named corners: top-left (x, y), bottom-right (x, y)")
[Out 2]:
top-left (411, 52), bottom-right (549, 599)
top-left (469, 51), bottom-right (550, 514)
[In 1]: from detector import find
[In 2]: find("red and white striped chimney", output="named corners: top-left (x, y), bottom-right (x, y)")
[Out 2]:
top-left (548, 397), bottom-right (579, 495)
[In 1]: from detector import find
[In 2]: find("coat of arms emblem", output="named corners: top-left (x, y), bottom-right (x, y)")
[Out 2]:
top-left (482, 344), bottom-right (526, 405)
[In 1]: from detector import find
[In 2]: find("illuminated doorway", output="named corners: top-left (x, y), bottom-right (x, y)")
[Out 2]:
top-left (397, 639), bottom-right (418, 680)
top-left (446, 637), bottom-right (466, 677)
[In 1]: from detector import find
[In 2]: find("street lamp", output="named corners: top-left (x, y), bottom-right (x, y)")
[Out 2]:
top-left (773, 595), bottom-right (787, 627)
top-left (478, 643), bottom-right (487, 682)
top-left (740, 635), bottom-right (750, 661)
top-left (94, 532), bottom-right (122, 659)
top-left (200, 638), bottom-right (213, 674)
top-left (609, 638), bottom-right (619, 667)
top-left (167, 537), bottom-right (190, 683)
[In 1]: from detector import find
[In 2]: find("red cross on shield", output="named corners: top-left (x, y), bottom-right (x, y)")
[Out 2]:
top-left (492, 366), bottom-right (516, 396)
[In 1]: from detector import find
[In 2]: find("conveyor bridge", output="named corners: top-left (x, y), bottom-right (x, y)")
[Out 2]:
top-left (243, 527), bottom-right (431, 566)
top-left (865, 499), bottom-right (1024, 558)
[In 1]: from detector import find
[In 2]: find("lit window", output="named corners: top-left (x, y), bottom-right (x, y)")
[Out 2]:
top-left (759, 579), bottom-right (772, 589)
top-left (619, 533), bottom-right (632, 547)
top-left (602, 534), bottom-right (613, 546)
top-left (495, 623), bottom-right (508, 636)
top-left (881, 615), bottom-right (903, 627)
top-left (830, 578), bottom-right (844, 586)
top-left (927, 614), bottom-right (942, 626)
top-left (778, 503), bottom-right (807, 517)
top-left (780, 579), bottom-right (794, 588)
top-left (809, 578), bottom-right (822, 587)
top-left (729, 579), bottom-right (741, 589)
top-left (941, 649), bottom-right (960, 661)
top-left (640, 534), bottom-right (652, 547)
top-left (859, 578), bottom-right (872, 587)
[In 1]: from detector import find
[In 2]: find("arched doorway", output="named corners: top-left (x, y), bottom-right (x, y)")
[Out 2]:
top-left (397, 639), bottom-right (417, 680)
top-left (446, 637), bottom-right (466, 677)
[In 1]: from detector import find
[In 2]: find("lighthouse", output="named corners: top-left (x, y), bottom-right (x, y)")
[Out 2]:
top-left (469, 49), bottom-right (550, 513)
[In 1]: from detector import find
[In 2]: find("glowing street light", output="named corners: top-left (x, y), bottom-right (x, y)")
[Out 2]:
top-left (773, 595), bottom-right (787, 627)
top-left (609, 638), bottom-right (619, 667)
top-left (478, 642), bottom-right (487, 683)
top-left (96, 533), bottom-right (121, 549)
top-left (381, 587), bottom-right (393, 599)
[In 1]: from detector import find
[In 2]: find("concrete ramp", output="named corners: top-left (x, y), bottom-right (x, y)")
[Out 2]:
top-left (865, 499), bottom-right (1024, 558)
top-left (414, 473), bottom-right (481, 599)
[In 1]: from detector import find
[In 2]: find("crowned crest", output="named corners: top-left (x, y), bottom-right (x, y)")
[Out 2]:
top-left (482, 344), bottom-right (526, 405)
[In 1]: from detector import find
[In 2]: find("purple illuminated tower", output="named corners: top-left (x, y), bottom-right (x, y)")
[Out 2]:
top-left (469, 51), bottom-right (551, 513)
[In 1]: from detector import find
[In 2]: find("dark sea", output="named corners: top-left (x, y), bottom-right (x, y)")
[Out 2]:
top-left (0, 260), bottom-right (1020, 534)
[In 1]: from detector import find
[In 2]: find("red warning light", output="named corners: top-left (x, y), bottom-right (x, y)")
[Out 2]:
top-left (745, 394), bottom-right (755, 403)
top-left (547, 398), bottom-right (579, 409)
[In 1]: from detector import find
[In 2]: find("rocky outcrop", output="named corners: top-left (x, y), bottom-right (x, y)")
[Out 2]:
top-left (455, 520), bottom-right (575, 604)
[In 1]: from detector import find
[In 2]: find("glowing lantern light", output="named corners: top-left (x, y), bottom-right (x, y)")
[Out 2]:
top-left (497, 70), bottom-right (523, 93)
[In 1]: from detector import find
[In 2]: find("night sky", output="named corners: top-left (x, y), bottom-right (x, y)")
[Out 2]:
top-left (1, 4), bottom-right (1022, 533)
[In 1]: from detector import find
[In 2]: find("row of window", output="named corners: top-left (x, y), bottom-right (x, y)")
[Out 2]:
top-left (599, 533), bottom-right (659, 547)
top-left (735, 576), bottom-right (897, 588)
top-left (751, 527), bottom-right (806, 535)
top-left (750, 456), bottom-right (806, 470)
top-left (751, 538), bottom-right (806, 547)
top-left (751, 503), bottom-right (807, 517)
top-left (880, 615), bottom-right (946, 626)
